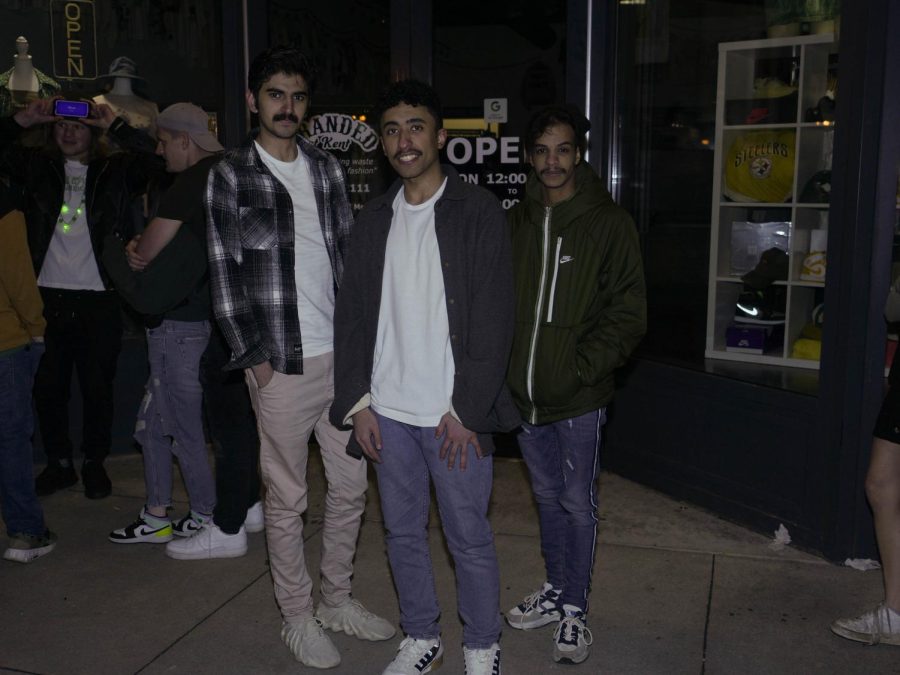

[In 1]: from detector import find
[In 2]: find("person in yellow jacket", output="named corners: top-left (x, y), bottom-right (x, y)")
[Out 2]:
top-left (0, 191), bottom-right (56, 563)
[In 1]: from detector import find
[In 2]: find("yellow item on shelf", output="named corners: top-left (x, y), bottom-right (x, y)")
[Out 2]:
top-left (723, 130), bottom-right (796, 203)
top-left (791, 337), bottom-right (822, 361)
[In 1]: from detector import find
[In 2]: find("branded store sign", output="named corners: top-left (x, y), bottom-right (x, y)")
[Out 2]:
top-left (50, 0), bottom-right (98, 80)
top-left (305, 113), bottom-right (388, 214)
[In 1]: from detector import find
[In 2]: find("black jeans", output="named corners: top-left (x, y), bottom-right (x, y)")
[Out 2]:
top-left (201, 326), bottom-right (261, 534)
top-left (34, 288), bottom-right (122, 464)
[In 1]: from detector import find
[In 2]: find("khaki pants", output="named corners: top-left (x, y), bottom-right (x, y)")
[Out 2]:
top-left (246, 352), bottom-right (367, 623)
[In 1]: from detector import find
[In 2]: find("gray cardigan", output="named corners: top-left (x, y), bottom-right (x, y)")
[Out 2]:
top-left (331, 165), bottom-right (521, 456)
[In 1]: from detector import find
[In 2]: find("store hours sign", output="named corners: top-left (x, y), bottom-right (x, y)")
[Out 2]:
top-left (444, 132), bottom-right (528, 210)
top-left (50, 0), bottom-right (98, 80)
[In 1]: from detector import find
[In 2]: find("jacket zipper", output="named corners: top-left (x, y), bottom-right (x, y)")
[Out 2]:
top-left (546, 236), bottom-right (563, 323)
top-left (526, 206), bottom-right (552, 423)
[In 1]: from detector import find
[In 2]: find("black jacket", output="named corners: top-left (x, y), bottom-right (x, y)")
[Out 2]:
top-left (0, 116), bottom-right (162, 288)
top-left (331, 166), bottom-right (521, 456)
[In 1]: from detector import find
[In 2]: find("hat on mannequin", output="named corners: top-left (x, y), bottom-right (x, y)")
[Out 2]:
top-left (97, 56), bottom-right (144, 81)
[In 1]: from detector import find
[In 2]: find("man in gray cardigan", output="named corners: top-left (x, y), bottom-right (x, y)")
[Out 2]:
top-left (331, 80), bottom-right (520, 675)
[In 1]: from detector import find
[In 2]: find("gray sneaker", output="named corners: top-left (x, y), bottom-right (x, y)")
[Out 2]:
top-left (506, 582), bottom-right (562, 630)
top-left (831, 604), bottom-right (900, 646)
top-left (553, 606), bottom-right (593, 664)
top-left (3, 530), bottom-right (57, 563)
top-left (316, 598), bottom-right (396, 641)
top-left (281, 618), bottom-right (341, 669)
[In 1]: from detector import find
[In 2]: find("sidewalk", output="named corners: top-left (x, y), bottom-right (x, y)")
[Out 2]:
top-left (0, 452), bottom-right (896, 674)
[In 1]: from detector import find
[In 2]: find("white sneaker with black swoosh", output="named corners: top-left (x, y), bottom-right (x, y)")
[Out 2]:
top-left (108, 507), bottom-right (173, 544)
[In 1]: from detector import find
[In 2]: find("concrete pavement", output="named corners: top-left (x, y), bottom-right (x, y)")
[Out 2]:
top-left (1, 452), bottom-right (897, 674)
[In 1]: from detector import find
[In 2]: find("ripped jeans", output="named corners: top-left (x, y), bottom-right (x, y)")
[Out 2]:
top-left (135, 320), bottom-right (215, 516)
top-left (517, 408), bottom-right (607, 612)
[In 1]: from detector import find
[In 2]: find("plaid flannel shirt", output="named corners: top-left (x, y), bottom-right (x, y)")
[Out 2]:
top-left (205, 131), bottom-right (353, 374)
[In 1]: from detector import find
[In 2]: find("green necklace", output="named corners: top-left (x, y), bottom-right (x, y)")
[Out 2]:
top-left (57, 195), bottom-right (85, 233)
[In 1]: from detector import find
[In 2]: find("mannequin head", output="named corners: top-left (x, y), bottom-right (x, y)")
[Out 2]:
top-left (108, 76), bottom-right (134, 96)
top-left (15, 36), bottom-right (29, 60)
top-left (100, 56), bottom-right (143, 97)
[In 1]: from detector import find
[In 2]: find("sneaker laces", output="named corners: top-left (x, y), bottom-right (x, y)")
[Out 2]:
top-left (554, 615), bottom-right (594, 647)
top-left (393, 637), bottom-right (437, 668)
top-left (470, 648), bottom-right (493, 664)
top-left (519, 584), bottom-right (558, 613)
top-left (464, 645), bottom-right (500, 675)
top-left (519, 589), bottom-right (543, 613)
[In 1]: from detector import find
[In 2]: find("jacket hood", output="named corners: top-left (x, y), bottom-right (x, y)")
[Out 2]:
top-left (522, 161), bottom-right (614, 227)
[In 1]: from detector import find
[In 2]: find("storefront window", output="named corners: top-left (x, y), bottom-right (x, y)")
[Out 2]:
top-left (434, 1), bottom-right (567, 209)
top-left (268, 0), bottom-right (391, 213)
top-left (614, 0), bottom-right (839, 384)
top-left (0, 1), bottom-right (224, 115)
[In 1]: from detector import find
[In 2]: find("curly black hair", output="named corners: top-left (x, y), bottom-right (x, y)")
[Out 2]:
top-left (523, 105), bottom-right (591, 155)
top-left (372, 79), bottom-right (443, 131)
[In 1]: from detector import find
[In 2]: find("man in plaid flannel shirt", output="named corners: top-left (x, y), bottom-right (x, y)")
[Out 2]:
top-left (205, 46), bottom-right (394, 670)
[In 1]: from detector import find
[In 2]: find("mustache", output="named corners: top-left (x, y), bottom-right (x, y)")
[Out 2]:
top-left (540, 167), bottom-right (567, 176)
top-left (273, 112), bottom-right (300, 123)
top-left (393, 150), bottom-right (421, 160)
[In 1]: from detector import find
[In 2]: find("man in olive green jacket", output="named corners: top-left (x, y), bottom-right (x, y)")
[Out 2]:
top-left (504, 106), bottom-right (646, 666)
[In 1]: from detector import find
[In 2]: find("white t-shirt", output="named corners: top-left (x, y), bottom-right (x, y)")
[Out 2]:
top-left (255, 142), bottom-right (334, 357)
top-left (37, 160), bottom-right (105, 290)
top-left (371, 179), bottom-right (454, 427)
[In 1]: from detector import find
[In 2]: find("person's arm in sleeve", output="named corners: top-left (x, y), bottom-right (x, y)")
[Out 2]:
top-left (574, 213), bottom-right (647, 385)
top-left (1, 214), bottom-right (45, 340)
top-left (449, 197), bottom-right (517, 430)
top-left (205, 161), bottom-right (269, 370)
top-left (102, 228), bottom-right (206, 316)
top-left (331, 209), bottom-right (373, 427)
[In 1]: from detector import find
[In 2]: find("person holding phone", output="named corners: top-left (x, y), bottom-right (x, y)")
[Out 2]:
top-left (0, 96), bottom-right (161, 500)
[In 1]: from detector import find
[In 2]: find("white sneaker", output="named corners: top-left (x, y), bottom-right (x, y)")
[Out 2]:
top-left (316, 598), bottom-right (396, 641)
top-left (383, 636), bottom-right (443, 675)
top-left (244, 501), bottom-right (264, 533)
top-left (3, 530), bottom-right (57, 563)
top-left (165, 523), bottom-right (247, 560)
top-left (831, 604), bottom-right (900, 646)
top-left (281, 618), bottom-right (341, 669)
top-left (108, 508), bottom-right (173, 544)
top-left (463, 642), bottom-right (501, 674)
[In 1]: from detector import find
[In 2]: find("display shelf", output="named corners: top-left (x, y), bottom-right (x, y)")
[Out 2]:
top-left (706, 33), bottom-right (836, 370)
